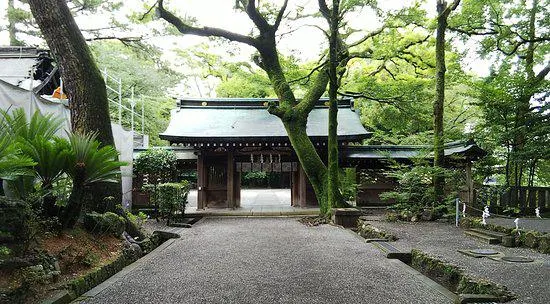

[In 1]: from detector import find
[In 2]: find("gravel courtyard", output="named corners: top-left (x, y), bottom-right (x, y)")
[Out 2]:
top-left (78, 217), bottom-right (451, 304)
top-left (362, 219), bottom-right (550, 304)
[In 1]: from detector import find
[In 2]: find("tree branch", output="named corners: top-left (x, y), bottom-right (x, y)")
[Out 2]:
top-left (348, 26), bottom-right (385, 48)
top-left (295, 67), bottom-right (329, 115)
top-left (440, 0), bottom-right (461, 19)
top-left (140, 0), bottom-right (159, 21)
top-left (157, 0), bottom-right (257, 47)
top-left (273, 0), bottom-right (289, 30)
top-left (85, 36), bottom-right (142, 42)
top-left (245, 0), bottom-right (271, 32)
top-left (288, 61), bottom-right (327, 85)
top-left (535, 62), bottom-right (550, 83)
top-left (318, 0), bottom-right (330, 20)
top-left (339, 91), bottom-right (408, 112)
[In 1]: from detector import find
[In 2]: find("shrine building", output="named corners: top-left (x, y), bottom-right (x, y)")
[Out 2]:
top-left (155, 97), bottom-right (485, 210)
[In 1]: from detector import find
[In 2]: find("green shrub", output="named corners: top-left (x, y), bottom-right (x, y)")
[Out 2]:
top-left (242, 171), bottom-right (268, 187)
top-left (134, 148), bottom-right (177, 185)
top-left (145, 181), bottom-right (190, 223)
top-left (381, 164), bottom-right (462, 221)
top-left (339, 168), bottom-right (357, 201)
top-left (126, 211), bottom-right (147, 230)
top-left (157, 181), bottom-right (190, 223)
top-left (83, 212), bottom-right (126, 236)
top-left (0, 245), bottom-right (11, 258)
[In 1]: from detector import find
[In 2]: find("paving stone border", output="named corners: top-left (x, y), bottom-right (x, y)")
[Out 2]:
top-left (410, 249), bottom-right (517, 302)
top-left (356, 217), bottom-right (398, 241)
top-left (460, 218), bottom-right (550, 254)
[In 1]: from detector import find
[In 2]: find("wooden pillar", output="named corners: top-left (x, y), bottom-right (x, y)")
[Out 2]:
top-left (197, 150), bottom-right (207, 210)
top-left (465, 160), bottom-right (474, 204)
top-left (235, 171), bottom-right (241, 208)
top-left (227, 150), bottom-right (235, 208)
top-left (298, 165), bottom-right (307, 208)
top-left (291, 170), bottom-right (299, 207)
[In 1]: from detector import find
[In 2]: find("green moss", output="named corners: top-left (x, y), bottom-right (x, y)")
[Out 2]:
top-left (356, 219), bottom-right (398, 241)
top-left (410, 249), bottom-right (516, 301)
top-left (538, 234), bottom-right (550, 254)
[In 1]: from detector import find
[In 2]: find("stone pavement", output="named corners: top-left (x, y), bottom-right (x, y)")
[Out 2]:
top-left (186, 189), bottom-right (320, 216)
top-left (363, 219), bottom-right (550, 304)
top-left (77, 217), bottom-right (452, 304)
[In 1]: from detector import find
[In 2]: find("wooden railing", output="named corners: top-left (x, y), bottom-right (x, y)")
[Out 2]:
top-left (474, 186), bottom-right (550, 213)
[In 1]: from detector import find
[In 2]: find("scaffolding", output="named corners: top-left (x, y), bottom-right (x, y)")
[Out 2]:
top-left (102, 67), bottom-right (144, 133)
top-left (102, 68), bottom-right (147, 148)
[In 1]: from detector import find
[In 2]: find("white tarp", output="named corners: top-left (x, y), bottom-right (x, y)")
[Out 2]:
top-left (0, 58), bottom-right (38, 87)
top-left (111, 123), bottom-right (133, 208)
top-left (0, 79), bottom-right (71, 136)
top-left (0, 79), bottom-right (133, 207)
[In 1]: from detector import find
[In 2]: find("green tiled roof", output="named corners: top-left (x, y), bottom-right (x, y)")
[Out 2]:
top-left (160, 98), bottom-right (370, 144)
top-left (343, 140), bottom-right (487, 160)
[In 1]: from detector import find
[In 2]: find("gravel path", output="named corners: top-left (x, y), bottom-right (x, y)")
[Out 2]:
top-left (363, 219), bottom-right (550, 304)
top-left (487, 217), bottom-right (550, 233)
top-left (80, 217), bottom-right (451, 304)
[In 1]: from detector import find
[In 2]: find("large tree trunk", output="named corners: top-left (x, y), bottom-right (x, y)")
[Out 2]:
top-left (327, 0), bottom-right (344, 211)
top-left (433, 0), bottom-right (448, 205)
top-left (509, 0), bottom-right (538, 187)
top-left (28, 0), bottom-right (121, 203)
top-left (256, 36), bottom-right (335, 213)
top-left (284, 119), bottom-right (330, 212)
top-left (28, 0), bottom-right (114, 146)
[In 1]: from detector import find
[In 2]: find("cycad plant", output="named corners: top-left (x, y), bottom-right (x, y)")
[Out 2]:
top-left (0, 109), bottom-right (36, 186)
top-left (1, 108), bottom-right (62, 141)
top-left (0, 128), bottom-right (35, 182)
top-left (1, 108), bottom-right (67, 203)
top-left (61, 132), bottom-right (126, 228)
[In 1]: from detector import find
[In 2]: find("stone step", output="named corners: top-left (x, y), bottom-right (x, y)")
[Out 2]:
top-left (469, 228), bottom-right (509, 241)
top-left (359, 206), bottom-right (387, 215)
top-left (464, 230), bottom-right (500, 244)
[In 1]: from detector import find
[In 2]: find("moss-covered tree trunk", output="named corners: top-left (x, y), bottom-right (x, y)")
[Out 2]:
top-left (257, 35), bottom-right (333, 213)
top-left (28, 0), bottom-right (121, 204)
top-left (508, 0), bottom-right (538, 187)
top-left (284, 119), bottom-right (329, 212)
top-left (433, 0), bottom-right (447, 205)
top-left (433, 0), bottom-right (460, 204)
top-left (327, 0), bottom-right (343, 211)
